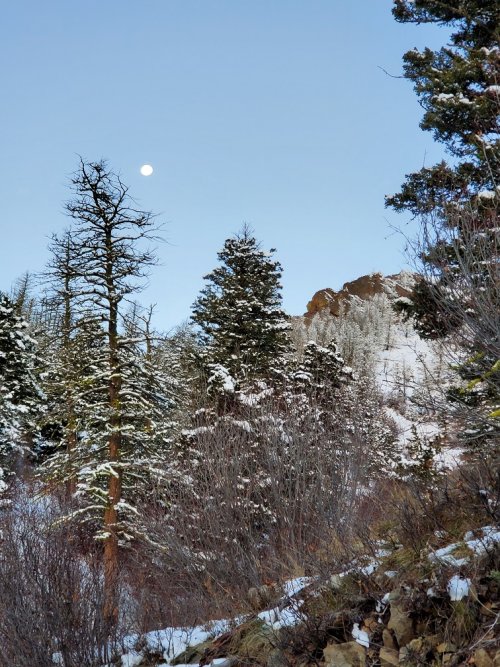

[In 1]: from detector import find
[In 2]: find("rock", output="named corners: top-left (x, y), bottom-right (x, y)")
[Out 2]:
top-left (382, 628), bottom-right (397, 651)
top-left (474, 648), bottom-right (494, 667)
top-left (399, 636), bottom-right (439, 665)
top-left (407, 637), bottom-right (425, 653)
top-left (387, 590), bottom-right (414, 648)
top-left (436, 642), bottom-right (457, 654)
top-left (426, 635), bottom-right (441, 649)
top-left (305, 272), bottom-right (414, 318)
top-left (323, 641), bottom-right (366, 667)
top-left (398, 646), bottom-right (411, 664)
top-left (363, 613), bottom-right (379, 633)
top-left (379, 646), bottom-right (399, 666)
top-left (247, 584), bottom-right (275, 611)
top-left (399, 644), bottom-right (435, 666)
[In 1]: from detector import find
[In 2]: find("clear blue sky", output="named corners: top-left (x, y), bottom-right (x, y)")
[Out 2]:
top-left (0, 1), bottom-right (448, 330)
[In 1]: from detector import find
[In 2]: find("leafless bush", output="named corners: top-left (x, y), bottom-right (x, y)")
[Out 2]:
top-left (379, 453), bottom-right (499, 560)
top-left (138, 381), bottom-right (393, 624)
top-left (0, 487), bottom-right (123, 667)
top-left (403, 200), bottom-right (500, 452)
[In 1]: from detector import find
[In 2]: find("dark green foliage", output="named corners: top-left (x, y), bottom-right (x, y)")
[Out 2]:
top-left (192, 226), bottom-right (291, 383)
top-left (393, 278), bottom-right (463, 339)
top-left (388, 0), bottom-right (499, 220)
top-left (388, 0), bottom-right (500, 451)
top-left (0, 292), bottom-right (41, 485)
top-left (291, 339), bottom-right (353, 396)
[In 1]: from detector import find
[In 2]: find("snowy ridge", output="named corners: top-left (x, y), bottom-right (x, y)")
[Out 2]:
top-left (296, 288), bottom-right (464, 471)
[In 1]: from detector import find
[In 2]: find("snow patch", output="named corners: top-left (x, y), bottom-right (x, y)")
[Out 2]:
top-left (447, 575), bottom-right (471, 601)
top-left (351, 623), bottom-right (369, 648)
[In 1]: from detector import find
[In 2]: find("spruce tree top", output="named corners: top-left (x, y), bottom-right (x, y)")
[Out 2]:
top-left (0, 292), bottom-right (41, 455)
top-left (0, 293), bottom-right (39, 408)
top-left (192, 226), bottom-right (290, 381)
top-left (388, 0), bottom-right (499, 219)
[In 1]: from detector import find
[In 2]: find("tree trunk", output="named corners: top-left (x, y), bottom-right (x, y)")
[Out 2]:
top-left (63, 240), bottom-right (77, 499)
top-left (103, 236), bottom-right (122, 626)
top-left (103, 431), bottom-right (121, 626)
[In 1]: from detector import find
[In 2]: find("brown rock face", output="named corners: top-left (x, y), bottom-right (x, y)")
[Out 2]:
top-left (323, 641), bottom-right (366, 667)
top-left (305, 272), bottom-right (415, 318)
top-left (387, 588), bottom-right (415, 649)
top-left (379, 647), bottom-right (399, 667)
top-left (474, 648), bottom-right (495, 667)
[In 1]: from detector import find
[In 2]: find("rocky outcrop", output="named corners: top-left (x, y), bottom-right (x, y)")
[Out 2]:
top-left (120, 522), bottom-right (500, 667)
top-left (387, 588), bottom-right (414, 649)
top-left (305, 272), bottom-right (415, 318)
top-left (323, 641), bottom-right (365, 667)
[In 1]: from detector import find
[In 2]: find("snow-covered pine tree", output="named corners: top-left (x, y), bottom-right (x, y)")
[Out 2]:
top-left (166, 228), bottom-right (294, 563)
top-left (36, 230), bottom-right (82, 489)
top-left (387, 0), bottom-right (500, 452)
top-left (42, 158), bottom-right (170, 623)
top-left (388, 0), bottom-right (499, 225)
top-left (0, 292), bottom-right (41, 494)
top-left (286, 339), bottom-right (398, 479)
top-left (192, 225), bottom-right (291, 386)
top-left (165, 333), bottom-right (398, 579)
top-left (291, 339), bottom-right (353, 396)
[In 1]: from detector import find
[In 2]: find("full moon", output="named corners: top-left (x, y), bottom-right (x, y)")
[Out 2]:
top-left (140, 164), bottom-right (154, 176)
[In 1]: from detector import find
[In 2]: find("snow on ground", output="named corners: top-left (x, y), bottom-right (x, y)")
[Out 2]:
top-left (429, 544), bottom-right (469, 568)
top-left (433, 447), bottom-right (464, 470)
top-left (115, 525), bottom-right (500, 667)
top-left (463, 526), bottom-right (500, 555)
top-left (258, 602), bottom-right (304, 630)
top-left (282, 576), bottom-right (313, 598)
top-left (447, 575), bottom-right (471, 601)
top-left (351, 623), bottom-right (370, 648)
top-left (429, 526), bottom-right (500, 569)
top-left (118, 580), bottom-right (314, 666)
top-left (375, 319), bottom-right (436, 400)
top-left (384, 406), bottom-right (440, 448)
top-left (376, 316), bottom-right (465, 470)
top-left (119, 619), bottom-right (239, 667)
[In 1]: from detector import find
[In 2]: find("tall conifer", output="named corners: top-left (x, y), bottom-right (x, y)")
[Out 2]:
top-left (192, 225), bottom-right (291, 384)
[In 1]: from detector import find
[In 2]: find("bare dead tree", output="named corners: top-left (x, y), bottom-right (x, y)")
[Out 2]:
top-left (43, 158), bottom-right (163, 625)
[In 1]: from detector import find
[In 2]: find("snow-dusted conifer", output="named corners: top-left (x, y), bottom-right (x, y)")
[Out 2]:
top-left (192, 225), bottom-right (291, 385)
top-left (388, 0), bottom-right (500, 452)
top-left (0, 292), bottom-right (41, 492)
top-left (41, 159), bottom-right (168, 623)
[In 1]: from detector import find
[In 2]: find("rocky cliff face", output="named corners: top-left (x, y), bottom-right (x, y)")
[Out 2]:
top-left (305, 272), bottom-right (415, 318)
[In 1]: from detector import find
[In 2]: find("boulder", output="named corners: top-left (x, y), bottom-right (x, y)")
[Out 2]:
top-left (379, 647), bottom-right (399, 666)
top-left (387, 589), bottom-right (414, 648)
top-left (323, 641), bottom-right (366, 667)
top-left (436, 642), bottom-right (457, 654)
top-left (474, 648), bottom-right (494, 667)
top-left (382, 628), bottom-right (397, 651)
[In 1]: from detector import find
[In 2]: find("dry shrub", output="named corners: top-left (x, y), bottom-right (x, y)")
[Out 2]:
top-left (363, 452), bottom-right (499, 567)
top-left (0, 486), bottom-right (123, 667)
top-left (135, 385), bottom-right (390, 626)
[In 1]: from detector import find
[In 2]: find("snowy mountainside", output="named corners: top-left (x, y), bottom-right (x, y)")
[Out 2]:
top-left (292, 273), bottom-right (463, 471)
